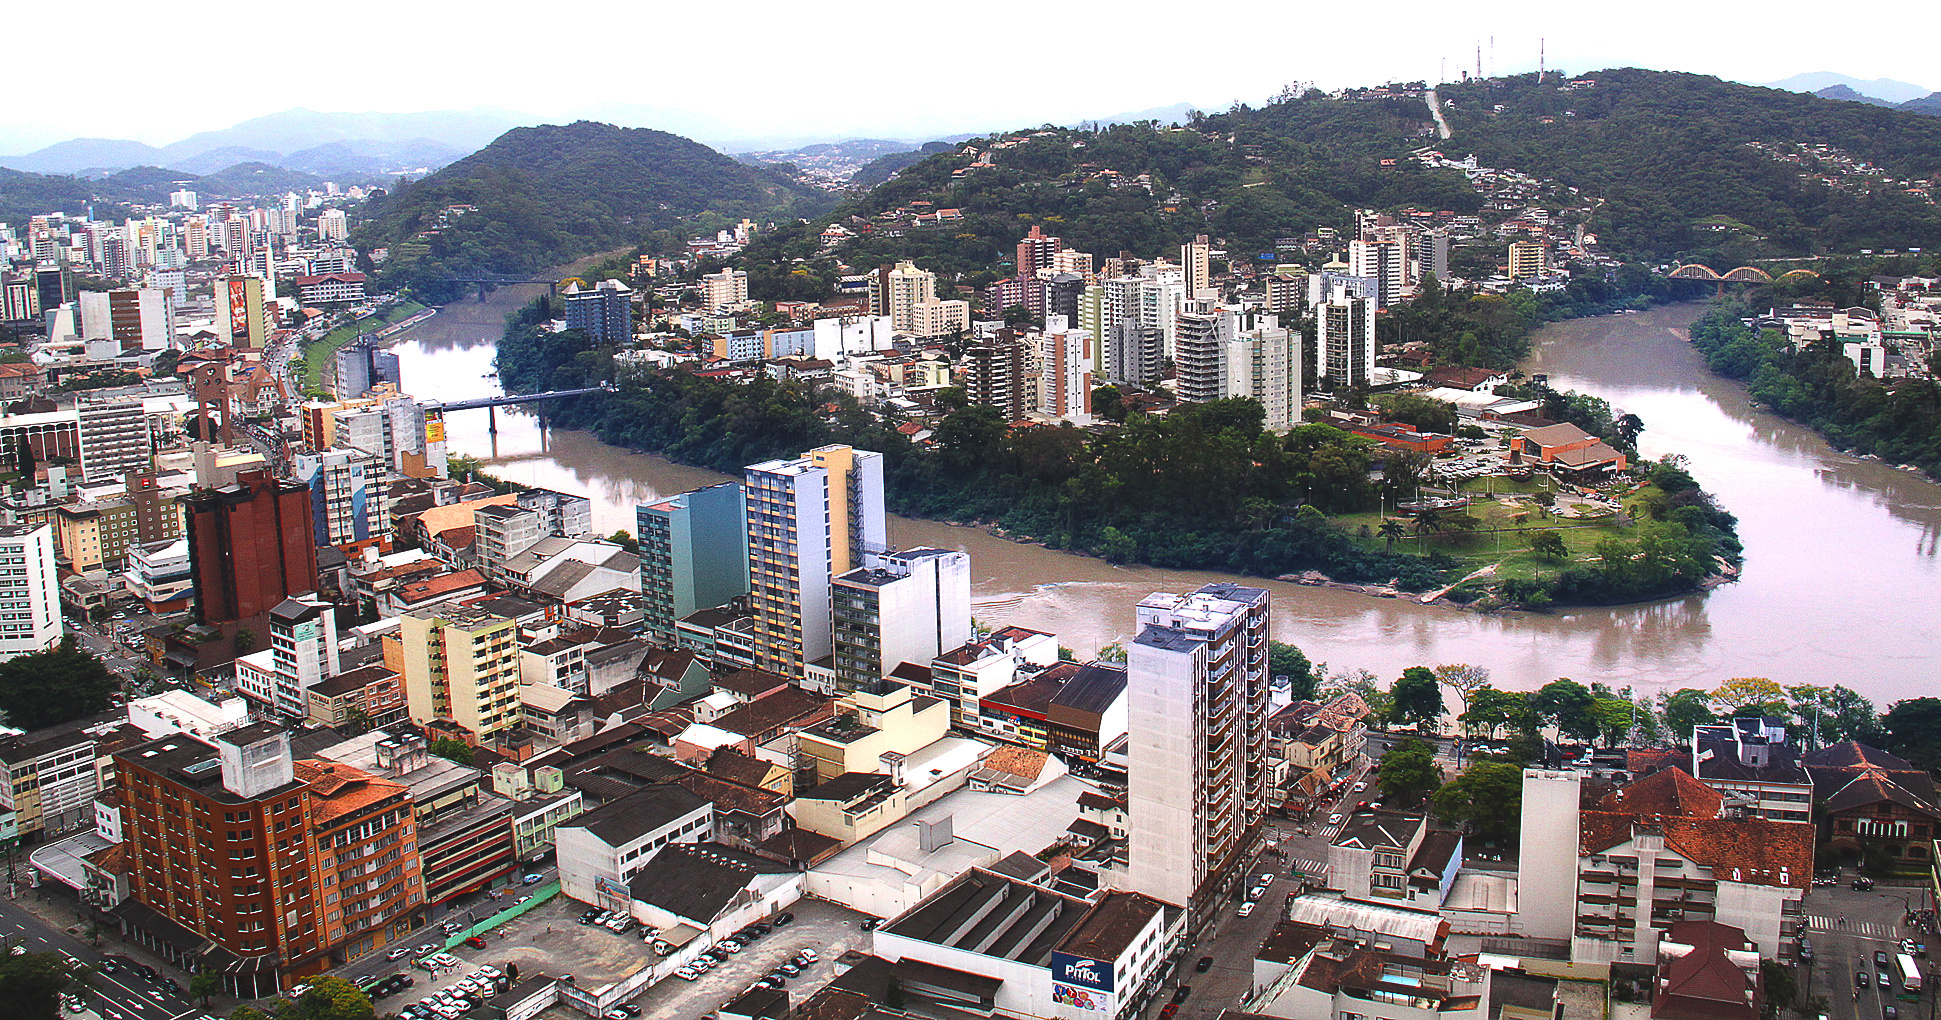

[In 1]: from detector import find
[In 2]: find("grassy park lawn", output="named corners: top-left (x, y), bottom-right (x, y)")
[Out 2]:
top-left (299, 301), bottom-right (426, 391)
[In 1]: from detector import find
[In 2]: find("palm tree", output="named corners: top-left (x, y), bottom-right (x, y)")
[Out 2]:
top-left (1413, 507), bottom-right (1446, 549)
top-left (1378, 519), bottom-right (1407, 552)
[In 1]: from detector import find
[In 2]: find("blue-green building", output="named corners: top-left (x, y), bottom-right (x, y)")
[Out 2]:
top-left (637, 482), bottom-right (749, 639)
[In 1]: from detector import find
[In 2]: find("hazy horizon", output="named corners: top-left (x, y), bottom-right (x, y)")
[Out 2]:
top-left (3, 0), bottom-right (1934, 155)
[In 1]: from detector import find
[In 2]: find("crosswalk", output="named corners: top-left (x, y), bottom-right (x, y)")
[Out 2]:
top-left (1290, 859), bottom-right (1330, 879)
top-left (1805, 915), bottom-right (1897, 939)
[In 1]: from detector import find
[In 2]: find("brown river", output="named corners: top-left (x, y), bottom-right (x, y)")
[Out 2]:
top-left (391, 294), bottom-right (1941, 700)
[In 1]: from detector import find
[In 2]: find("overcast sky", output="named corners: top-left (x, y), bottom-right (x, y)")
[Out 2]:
top-left (5, 0), bottom-right (1935, 152)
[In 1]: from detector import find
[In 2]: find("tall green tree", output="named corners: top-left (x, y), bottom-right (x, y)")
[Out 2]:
top-left (1883, 698), bottom-right (1941, 775)
top-left (1532, 679), bottom-right (1599, 742)
top-left (1390, 667), bottom-right (1446, 728)
top-left (1659, 688), bottom-right (1715, 739)
top-left (1269, 641), bottom-right (1317, 701)
top-left (1430, 761), bottom-right (1524, 842)
top-left (0, 949), bottom-right (82, 1020)
top-left (428, 737), bottom-right (474, 766)
top-left (1376, 738), bottom-right (1442, 806)
top-left (0, 636), bottom-right (118, 730)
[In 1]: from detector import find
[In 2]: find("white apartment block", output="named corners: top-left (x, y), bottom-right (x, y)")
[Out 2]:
top-left (1314, 284), bottom-right (1376, 392)
top-left (1127, 582), bottom-right (1270, 913)
top-left (0, 525), bottom-right (63, 660)
top-left (744, 445), bottom-right (886, 678)
top-left (1037, 323), bottom-right (1094, 424)
top-left (831, 547), bottom-right (972, 694)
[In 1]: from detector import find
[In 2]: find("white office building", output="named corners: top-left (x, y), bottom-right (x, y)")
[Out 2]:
top-left (1313, 284), bottom-right (1377, 392)
top-left (831, 547), bottom-right (972, 693)
top-left (744, 445), bottom-right (886, 678)
top-left (0, 525), bottom-right (63, 661)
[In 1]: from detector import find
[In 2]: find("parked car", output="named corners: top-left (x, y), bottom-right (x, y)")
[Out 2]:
top-left (1196, 956), bottom-right (1214, 973)
top-left (464, 936), bottom-right (488, 950)
top-left (719, 940), bottom-right (741, 953)
top-left (798, 948), bottom-right (819, 963)
top-left (387, 947), bottom-right (412, 960)
top-left (1237, 902), bottom-right (1255, 917)
top-left (860, 918), bottom-right (880, 931)
top-left (1854, 877), bottom-right (1877, 890)
top-left (777, 963), bottom-right (801, 977)
top-left (1247, 886), bottom-right (1266, 901)
top-left (1159, 1005), bottom-right (1179, 1020)
top-left (1172, 987), bottom-right (1192, 1004)
top-left (579, 910), bottom-right (600, 924)
top-left (772, 911), bottom-right (795, 926)
top-left (675, 968), bottom-right (699, 981)
top-left (522, 873), bottom-right (545, 885)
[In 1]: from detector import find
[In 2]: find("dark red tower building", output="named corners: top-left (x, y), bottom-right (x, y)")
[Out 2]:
top-left (183, 469), bottom-right (318, 625)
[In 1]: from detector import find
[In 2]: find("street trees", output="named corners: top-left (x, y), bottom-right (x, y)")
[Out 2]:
top-left (1710, 677), bottom-right (1785, 715)
top-left (1390, 667), bottom-right (1446, 728)
top-left (1376, 738), bottom-right (1442, 806)
top-left (1532, 679), bottom-right (1599, 742)
top-left (0, 950), bottom-right (84, 1020)
top-left (1659, 688), bottom-right (1715, 739)
top-left (1430, 761), bottom-right (1524, 842)
top-left (1883, 698), bottom-right (1941, 775)
top-left (1433, 664), bottom-right (1490, 727)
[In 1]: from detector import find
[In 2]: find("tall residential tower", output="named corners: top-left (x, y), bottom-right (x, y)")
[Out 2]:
top-left (743, 445), bottom-right (886, 678)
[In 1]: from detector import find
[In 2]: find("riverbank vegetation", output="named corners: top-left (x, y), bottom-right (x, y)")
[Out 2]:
top-left (1690, 300), bottom-right (1941, 477)
top-left (498, 300), bottom-right (1738, 605)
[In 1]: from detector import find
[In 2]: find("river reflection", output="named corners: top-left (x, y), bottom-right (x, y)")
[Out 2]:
top-left (391, 298), bottom-right (1941, 701)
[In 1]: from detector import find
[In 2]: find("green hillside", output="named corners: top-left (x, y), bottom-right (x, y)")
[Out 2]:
top-left (742, 68), bottom-right (1941, 299)
top-left (350, 121), bottom-right (836, 301)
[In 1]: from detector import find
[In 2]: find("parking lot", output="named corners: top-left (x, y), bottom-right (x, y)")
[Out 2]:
top-left (352, 893), bottom-right (875, 1020)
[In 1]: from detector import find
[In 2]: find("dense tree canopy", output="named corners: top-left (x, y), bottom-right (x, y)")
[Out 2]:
top-left (0, 636), bottom-right (118, 730)
top-left (1431, 761), bottom-right (1525, 842)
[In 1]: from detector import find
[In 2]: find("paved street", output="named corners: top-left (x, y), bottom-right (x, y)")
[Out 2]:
top-left (0, 896), bottom-right (210, 1020)
top-left (1797, 879), bottom-right (1934, 1020)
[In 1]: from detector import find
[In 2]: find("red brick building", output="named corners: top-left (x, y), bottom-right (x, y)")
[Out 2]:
top-left (183, 469), bottom-right (318, 625)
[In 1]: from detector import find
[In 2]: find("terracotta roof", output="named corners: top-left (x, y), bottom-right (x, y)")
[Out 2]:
top-left (704, 746), bottom-right (778, 788)
top-left (1077, 790), bottom-right (1126, 812)
top-left (394, 568), bottom-right (487, 605)
top-left (980, 746), bottom-right (1050, 781)
top-left (1593, 766), bottom-right (1723, 818)
top-left (1654, 920), bottom-right (1759, 1020)
top-left (1823, 770), bottom-right (1941, 818)
top-left (408, 495), bottom-right (518, 538)
top-left (295, 758), bottom-right (408, 825)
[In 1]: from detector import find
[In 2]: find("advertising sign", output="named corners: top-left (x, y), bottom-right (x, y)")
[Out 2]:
top-left (1053, 984), bottom-right (1108, 1013)
top-left (1050, 952), bottom-right (1113, 993)
top-left (423, 409), bottom-right (445, 444)
top-left (228, 279), bottom-right (250, 338)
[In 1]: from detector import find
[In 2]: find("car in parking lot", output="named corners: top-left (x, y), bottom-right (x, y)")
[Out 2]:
top-left (416, 942), bottom-right (439, 956)
top-left (1196, 956), bottom-right (1214, 972)
top-left (676, 967), bottom-right (700, 981)
top-left (1237, 902), bottom-right (1255, 917)
top-left (720, 939), bottom-right (742, 953)
top-left (772, 911), bottom-right (794, 926)
top-left (464, 936), bottom-right (488, 949)
top-left (652, 940), bottom-right (675, 956)
top-left (798, 948), bottom-right (819, 963)
top-left (580, 910), bottom-right (600, 924)
top-left (777, 962), bottom-right (801, 977)
top-left (432, 953), bottom-right (461, 969)
top-left (387, 946), bottom-right (413, 960)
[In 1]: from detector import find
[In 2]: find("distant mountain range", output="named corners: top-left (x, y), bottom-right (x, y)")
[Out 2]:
top-left (1760, 73), bottom-right (1941, 115)
top-left (0, 107), bottom-right (530, 178)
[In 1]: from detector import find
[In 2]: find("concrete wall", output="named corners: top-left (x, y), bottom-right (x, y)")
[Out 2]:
top-left (1516, 769), bottom-right (1581, 939)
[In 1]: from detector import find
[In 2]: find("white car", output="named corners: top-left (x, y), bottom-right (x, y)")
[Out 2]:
top-left (1237, 902), bottom-right (1255, 917)
top-left (1328, 813), bottom-right (1344, 826)
top-left (798, 948), bottom-right (819, 963)
top-left (675, 967), bottom-right (700, 981)
top-left (1247, 885), bottom-right (1266, 900)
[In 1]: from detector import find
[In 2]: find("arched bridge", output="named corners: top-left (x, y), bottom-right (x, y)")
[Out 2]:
top-left (1667, 264), bottom-right (1819, 294)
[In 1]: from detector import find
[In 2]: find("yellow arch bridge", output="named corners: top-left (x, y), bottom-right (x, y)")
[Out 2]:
top-left (1667, 264), bottom-right (1819, 294)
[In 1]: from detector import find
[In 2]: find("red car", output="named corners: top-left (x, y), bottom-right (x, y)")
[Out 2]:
top-left (1159, 1005), bottom-right (1180, 1020)
top-left (464, 936), bottom-right (488, 949)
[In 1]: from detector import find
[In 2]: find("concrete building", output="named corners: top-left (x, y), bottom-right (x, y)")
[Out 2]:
top-left (962, 335), bottom-right (1030, 419)
top-left (475, 504), bottom-right (545, 574)
top-left (831, 547), bottom-right (971, 694)
top-left (562, 279), bottom-right (633, 342)
top-left (0, 714), bottom-right (118, 840)
top-left (1225, 312), bottom-right (1299, 430)
top-left (400, 605), bottom-right (522, 741)
top-left (1348, 238), bottom-right (1409, 308)
top-left (797, 680), bottom-right (952, 784)
top-left (291, 449), bottom-right (379, 547)
top-left (636, 482), bottom-right (750, 640)
top-left (124, 537), bottom-right (194, 613)
top-left (77, 396), bottom-right (149, 482)
top-left (232, 595), bottom-right (341, 721)
top-left (1126, 583), bottom-right (1270, 915)
top-left (1181, 234), bottom-right (1212, 299)
top-left (78, 288), bottom-right (174, 352)
top-left (216, 275), bottom-right (271, 349)
top-left (1508, 241), bottom-right (1549, 281)
top-left (332, 340), bottom-right (402, 399)
top-left (1313, 283), bottom-right (1376, 392)
top-left (555, 785), bottom-right (712, 910)
top-left (1173, 300), bottom-right (1224, 405)
top-left (1037, 324), bottom-right (1093, 424)
top-left (183, 469), bottom-right (319, 626)
top-left (744, 445), bottom-right (885, 678)
top-left (55, 499), bottom-right (137, 572)
top-left (701, 269), bottom-right (750, 312)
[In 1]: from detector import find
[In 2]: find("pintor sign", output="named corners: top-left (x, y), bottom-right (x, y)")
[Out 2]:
top-left (1050, 951), bottom-right (1113, 993)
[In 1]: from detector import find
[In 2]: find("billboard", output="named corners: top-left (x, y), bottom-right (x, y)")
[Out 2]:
top-left (228, 278), bottom-right (250, 339)
top-left (423, 409), bottom-right (445, 444)
top-left (1050, 952), bottom-right (1113, 993)
top-left (1053, 984), bottom-right (1109, 1013)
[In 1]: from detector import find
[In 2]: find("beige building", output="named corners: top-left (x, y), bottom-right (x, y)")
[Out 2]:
top-left (797, 680), bottom-right (950, 783)
top-left (399, 605), bottom-right (522, 741)
top-left (885, 261), bottom-right (970, 338)
top-left (1508, 240), bottom-right (1549, 280)
top-left (701, 268), bottom-right (750, 311)
top-left (55, 499), bottom-right (139, 572)
top-left (743, 445), bottom-right (885, 679)
top-left (790, 771), bottom-right (906, 845)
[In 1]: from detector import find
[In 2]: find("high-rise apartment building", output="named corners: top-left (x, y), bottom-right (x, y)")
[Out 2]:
top-left (961, 334), bottom-right (1030, 418)
top-left (0, 525), bottom-right (62, 660)
top-left (332, 340), bottom-right (402, 398)
top-left (316, 208), bottom-right (348, 241)
top-left (1126, 582), bottom-right (1270, 914)
top-left (1348, 238), bottom-right (1408, 309)
top-left (183, 469), bottom-right (319, 626)
top-left (78, 395), bottom-right (149, 481)
top-left (1173, 300), bottom-right (1224, 405)
top-left (830, 547), bottom-right (972, 693)
top-left (1038, 324), bottom-right (1094, 425)
top-left (1262, 272), bottom-right (1306, 315)
top-left (1181, 234), bottom-right (1212, 300)
top-left (1417, 229), bottom-right (1451, 282)
top-left (1224, 313), bottom-right (1299, 431)
top-left (400, 605), bottom-right (521, 741)
top-left (54, 498), bottom-right (138, 571)
top-left (636, 482), bottom-right (749, 640)
top-left (561, 279), bottom-right (633, 342)
top-left (116, 724), bottom-right (424, 995)
top-left (744, 445), bottom-right (885, 678)
top-left (1313, 284), bottom-right (1376, 392)
top-left (885, 261), bottom-right (970, 338)
top-left (1508, 240), bottom-right (1549, 280)
top-left (1016, 225), bottom-right (1064, 277)
top-left (700, 268), bottom-right (749, 311)
top-left (291, 449), bottom-right (378, 547)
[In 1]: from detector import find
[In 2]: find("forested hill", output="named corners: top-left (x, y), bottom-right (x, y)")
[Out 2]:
top-left (743, 68), bottom-right (1941, 300)
top-left (351, 121), bottom-right (836, 301)
top-left (1438, 68), bottom-right (1941, 260)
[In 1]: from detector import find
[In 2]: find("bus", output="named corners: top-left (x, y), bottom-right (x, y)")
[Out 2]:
top-left (1896, 954), bottom-right (1922, 1000)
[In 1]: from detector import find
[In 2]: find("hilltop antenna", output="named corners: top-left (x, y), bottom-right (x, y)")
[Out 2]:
top-left (1539, 39), bottom-right (1545, 83)
top-left (1475, 43), bottom-right (1481, 81)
